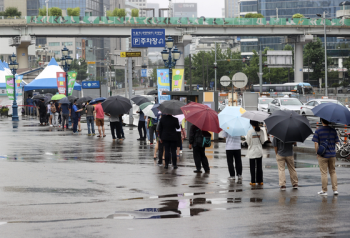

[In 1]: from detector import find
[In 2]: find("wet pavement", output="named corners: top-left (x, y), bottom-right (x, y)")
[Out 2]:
top-left (1, 116), bottom-right (350, 237)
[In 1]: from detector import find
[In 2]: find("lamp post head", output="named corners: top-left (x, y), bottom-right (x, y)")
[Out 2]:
top-left (60, 56), bottom-right (66, 66)
top-left (172, 46), bottom-right (181, 61)
top-left (165, 36), bottom-right (174, 49)
top-left (10, 53), bottom-right (16, 62)
top-left (161, 48), bottom-right (169, 61)
top-left (62, 46), bottom-right (69, 56)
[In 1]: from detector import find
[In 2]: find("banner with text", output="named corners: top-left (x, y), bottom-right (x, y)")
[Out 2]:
top-left (157, 69), bottom-right (170, 103)
top-left (56, 72), bottom-right (66, 95)
top-left (5, 75), bottom-right (14, 100)
top-left (15, 74), bottom-right (23, 97)
top-left (68, 71), bottom-right (77, 96)
top-left (172, 69), bottom-right (184, 91)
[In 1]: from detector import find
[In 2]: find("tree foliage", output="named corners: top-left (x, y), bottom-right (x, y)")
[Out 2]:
top-left (106, 8), bottom-right (126, 18)
top-left (69, 59), bottom-right (88, 82)
top-left (0, 7), bottom-right (22, 17)
top-left (244, 13), bottom-right (264, 18)
top-left (131, 9), bottom-right (139, 17)
top-left (293, 13), bottom-right (305, 18)
top-left (38, 7), bottom-right (62, 16)
top-left (67, 7), bottom-right (80, 16)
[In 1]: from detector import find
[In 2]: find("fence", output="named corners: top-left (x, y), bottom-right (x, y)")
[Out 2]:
top-left (0, 105), bottom-right (39, 118)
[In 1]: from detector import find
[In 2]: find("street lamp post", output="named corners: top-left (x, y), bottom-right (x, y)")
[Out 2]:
top-left (60, 46), bottom-right (73, 96)
top-left (317, 12), bottom-right (328, 96)
top-left (9, 53), bottom-right (19, 121)
top-left (161, 36), bottom-right (181, 91)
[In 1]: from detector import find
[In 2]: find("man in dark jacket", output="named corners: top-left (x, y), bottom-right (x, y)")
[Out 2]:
top-left (37, 99), bottom-right (47, 125)
top-left (158, 114), bottom-right (180, 169)
top-left (189, 124), bottom-right (210, 173)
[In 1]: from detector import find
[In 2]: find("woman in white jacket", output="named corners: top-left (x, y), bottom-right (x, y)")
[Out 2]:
top-left (246, 120), bottom-right (266, 186)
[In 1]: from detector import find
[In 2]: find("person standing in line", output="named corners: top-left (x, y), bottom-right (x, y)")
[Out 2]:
top-left (119, 115), bottom-right (125, 139)
top-left (38, 99), bottom-right (47, 125)
top-left (137, 109), bottom-right (146, 140)
top-left (189, 124), bottom-right (210, 173)
top-left (94, 101), bottom-right (106, 137)
top-left (71, 99), bottom-right (83, 134)
top-left (312, 118), bottom-right (339, 196)
top-left (47, 102), bottom-right (52, 126)
top-left (158, 114), bottom-right (180, 169)
top-left (105, 112), bottom-right (123, 141)
top-left (50, 101), bottom-right (59, 127)
top-left (223, 130), bottom-right (242, 180)
top-left (26, 95), bottom-right (33, 115)
top-left (77, 103), bottom-right (83, 132)
top-left (85, 101), bottom-right (95, 136)
top-left (55, 100), bottom-right (61, 126)
top-left (246, 121), bottom-right (266, 185)
top-left (147, 116), bottom-right (158, 146)
top-left (156, 113), bottom-right (165, 163)
top-left (176, 119), bottom-right (182, 158)
top-left (61, 102), bottom-right (70, 129)
top-left (273, 136), bottom-right (299, 191)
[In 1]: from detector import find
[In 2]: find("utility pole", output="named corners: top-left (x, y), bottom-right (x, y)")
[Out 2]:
top-left (259, 38), bottom-right (263, 94)
top-left (323, 11), bottom-right (328, 96)
top-left (207, 57), bottom-right (209, 91)
top-left (214, 42), bottom-right (217, 91)
top-left (125, 59), bottom-right (127, 97)
top-left (128, 58), bottom-right (133, 125)
top-left (202, 54), bottom-right (205, 91)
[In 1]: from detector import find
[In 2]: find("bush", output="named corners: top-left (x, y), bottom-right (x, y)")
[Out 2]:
top-left (293, 13), bottom-right (305, 18)
top-left (332, 83), bottom-right (340, 87)
top-left (1, 106), bottom-right (9, 113)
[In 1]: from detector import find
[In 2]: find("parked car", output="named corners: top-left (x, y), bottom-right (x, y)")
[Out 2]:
top-left (300, 99), bottom-right (348, 116)
top-left (258, 97), bottom-right (274, 112)
top-left (268, 97), bottom-right (303, 114)
top-left (219, 99), bottom-right (229, 111)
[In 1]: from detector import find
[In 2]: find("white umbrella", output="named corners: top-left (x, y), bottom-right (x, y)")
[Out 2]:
top-left (241, 111), bottom-right (269, 122)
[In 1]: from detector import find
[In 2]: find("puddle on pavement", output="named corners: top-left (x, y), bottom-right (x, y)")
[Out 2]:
top-left (3, 187), bottom-right (105, 196)
top-left (265, 162), bottom-right (320, 169)
top-left (109, 197), bottom-right (244, 219)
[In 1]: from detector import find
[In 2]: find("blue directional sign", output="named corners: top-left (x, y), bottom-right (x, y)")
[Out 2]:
top-left (82, 81), bottom-right (100, 89)
top-left (210, 81), bottom-right (214, 88)
top-left (131, 29), bottom-right (166, 48)
top-left (141, 69), bottom-right (147, 77)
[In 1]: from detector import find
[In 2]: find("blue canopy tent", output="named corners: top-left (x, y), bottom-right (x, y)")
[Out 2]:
top-left (24, 58), bottom-right (81, 92)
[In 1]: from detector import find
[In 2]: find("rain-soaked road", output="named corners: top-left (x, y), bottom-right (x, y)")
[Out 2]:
top-left (1, 116), bottom-right (350, 237)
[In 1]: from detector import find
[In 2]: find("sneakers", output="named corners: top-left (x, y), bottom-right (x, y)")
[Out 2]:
top-left (250, 183), bottom-right (256, 186)
top-left (318, 191), bottom-right (327, 196)
top-left (50, 124), bottom-right (53, 127)
top-left (259, 182), bottom-right (264, 185)
top-left (280, 186), bottom-right (286, 191)
top-left (293, 185), bottom-right (298, 189)
top-left (228, 176), bottom-right (235, 180)
top-left (88, 134), bottom-right (91, 136)
top-left (193, 170), bottom-right (202, 173)
top-left (238, 175), bottom-right (242, 179)
top-left (92, 133), bottom-right (96, 136)
top-left (334, 191), bottom-right (339, 195)
top-left (180, 150), bottom-right (183, 154)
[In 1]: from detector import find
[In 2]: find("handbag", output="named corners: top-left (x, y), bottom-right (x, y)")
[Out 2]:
top-left (195, 129), bottom-right (211, 147)
top-left (317, 128), bottom-right (330, 156)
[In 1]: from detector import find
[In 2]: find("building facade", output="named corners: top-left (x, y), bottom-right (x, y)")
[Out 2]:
top-left (225, 0), bottom-right (240, 18)
top-left (146, 3), bottom-right (159, 17)
top-left (127, 0), bottom-right (147, 17)
top-left (173, 3), bottom-right (197, 18)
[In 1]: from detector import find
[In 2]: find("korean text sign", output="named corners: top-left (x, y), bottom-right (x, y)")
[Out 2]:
top-left (157, 69), bottom-right (170, 103)
top-left (56, 72), bottom-right (66, 95)
top-left (131, 29), bottom-right (165, 48)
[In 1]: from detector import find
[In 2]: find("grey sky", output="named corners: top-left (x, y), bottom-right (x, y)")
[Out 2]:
top-left (147, 0), bottom-right (224, 18)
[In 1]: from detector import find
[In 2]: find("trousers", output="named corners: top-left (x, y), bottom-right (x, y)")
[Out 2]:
top-left (110, 121), bottom-right (122, 139)
top-left (250, 157), bottom-right (263, 183)
top-left (276, 154), bottom-right (298, 187)
top-left (163, 140), bottom-right (177, 166)
top-left (72, 117), bottom-right (79, 133)
top-left (86, 116), bottom-right (95, 134)
top-left (149, 125), bottom-right (157, 143)
top-left (52, 112), bottom-right (59, 127)
top-left (317, 155), bottom-right (337, 192)
top-left (138, 121), bottom-right (146, 138)
top-left (62, 114), bottom-right (69, 128)
top-left (39, 112), bottom-right (46, 124)
top-left (193, 146), bottom-right (210, 171)
top-left (226, 150), bottom-right (242, 177)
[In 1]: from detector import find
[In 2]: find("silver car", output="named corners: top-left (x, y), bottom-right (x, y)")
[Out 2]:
top-left (258, 97), bottom-right (274, 112)
top-left (300, 99), bottom-right (347, 116)
top-left (268, 97), bottom-right (303, 114)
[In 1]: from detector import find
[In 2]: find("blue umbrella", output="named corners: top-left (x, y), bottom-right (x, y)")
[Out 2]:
top-left (312, 103), bottom-right (350, 125)
top-left (89, 97), bottom-right (107, 105)
top-left (58, 97), bottom-right (70, 104)
top-left (219, 106), bottom-right (251, 136)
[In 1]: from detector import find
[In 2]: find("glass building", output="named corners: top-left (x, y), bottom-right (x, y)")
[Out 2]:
top-left (27, 0), bottom-right (40, 16)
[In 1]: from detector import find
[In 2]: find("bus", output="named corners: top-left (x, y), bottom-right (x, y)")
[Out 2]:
top-left (252, 83), bottom-right (313, 94)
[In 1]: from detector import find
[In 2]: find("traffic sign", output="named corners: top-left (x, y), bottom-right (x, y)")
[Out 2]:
top-left (131, 29), bottom-right (166, 48)
top-left (141, 69), bottom-right (147, 77)
top-left (232, 72), bottom-right (248, 88)
top-left (120, 52), bottom-right (142, 57)
top-left (220, 76), bottom-right (230, 87)
top-left (87, 61), bottom-right (95, 64)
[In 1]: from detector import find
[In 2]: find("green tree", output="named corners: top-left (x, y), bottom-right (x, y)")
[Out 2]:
top-left (293, 13), bottom-right (305, 18)
top-left (49, 7), bottom-right (62, 17)
top-left (1, 7), bottom-right (22, 17)
top-left (69, 59), bottom-right (88, 82)
top-left (244, 13), bottom-right (264, 18)
top-left (106, 8), bottom-right (119, 17)
top-left (131, 9), bottom-right (139, 17)
top-left (38, 7), bottom-right (47, 16)
top-left (67, 7), bottom-right (80, 16)
top-left (117, 9), bottom-right (127, 18)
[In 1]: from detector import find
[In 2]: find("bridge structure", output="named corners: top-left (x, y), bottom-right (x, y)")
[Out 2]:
top-left (1, 16), bottom-right (350, 82)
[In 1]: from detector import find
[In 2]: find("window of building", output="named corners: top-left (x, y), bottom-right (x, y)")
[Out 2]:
top-left (53, 51), bottom-right (61, 55)
top-left (48, 42), bottom-right (60, 46)
top-left (62, 42), bottom-right (73, 46)
top-left (69, 50), bottom-right (73, 54)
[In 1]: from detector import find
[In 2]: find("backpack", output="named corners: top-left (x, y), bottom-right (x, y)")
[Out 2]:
top-left (195, 129), bottom-right (211, 147)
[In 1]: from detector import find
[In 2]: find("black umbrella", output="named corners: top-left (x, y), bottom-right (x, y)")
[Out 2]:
top-left (58, 97), bottom-right (70, 104)
top-left (158, 100), bottom-right (186, 115)
top-left (101, 96), bottom-right (132, 117)
top-left (32, 94), bottom-right (46, 100)
top-left (264, 110), bottom-right (313, 143)
top-left (45, 93), bottom-right (53, 97)
top-left (76, 96), bottom-right (93, 104)
top-left (68, 96), bottom-right (77, 103)
top-left (147, 90), bottom-right (158, 95)
top-left (131, 95), bottom-right (151, 106)
top-left (44, 96), bottom-right (52, 105)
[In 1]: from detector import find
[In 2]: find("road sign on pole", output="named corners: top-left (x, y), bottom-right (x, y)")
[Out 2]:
top-left (220, 76), bottom-right (231, 87)
top-left (131, 29), bottom-right (166, 48)
top-left (120, 52), bottom-right (142, 57)
top-left (232, 72), bottom-right (248, 88)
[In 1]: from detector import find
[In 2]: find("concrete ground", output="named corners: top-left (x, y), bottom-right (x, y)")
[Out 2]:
top-left (0, 116), bottom-right (350, 238)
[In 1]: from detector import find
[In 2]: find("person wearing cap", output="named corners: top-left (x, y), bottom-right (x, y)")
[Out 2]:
top-left (71, 99), bottom-right (83, 134)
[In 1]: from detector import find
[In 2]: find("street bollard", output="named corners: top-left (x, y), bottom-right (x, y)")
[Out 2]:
top-left (345, 125), bottom-right (347, 143)
top-left (316, 122), bottom-right (319, 129)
